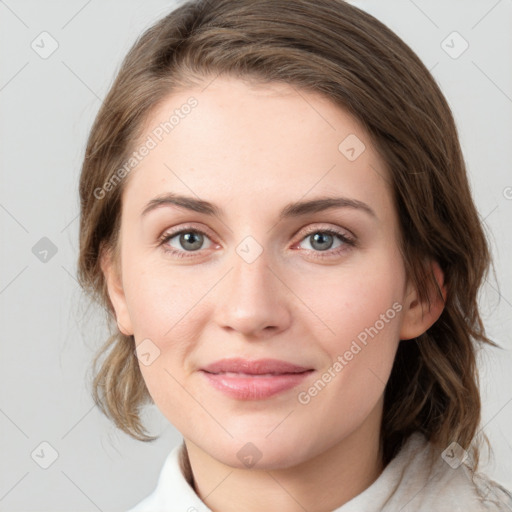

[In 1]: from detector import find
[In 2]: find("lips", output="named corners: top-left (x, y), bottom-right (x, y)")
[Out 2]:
top-left (199, 358), bottom-right (314, 400)
top-left (201, 358), bottom-right (312, 375)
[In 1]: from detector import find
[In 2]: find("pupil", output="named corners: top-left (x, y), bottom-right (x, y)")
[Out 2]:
top-left (181, 232), bottom-right (202, 250)
top-left (312, 232), bottom-right (332, 251)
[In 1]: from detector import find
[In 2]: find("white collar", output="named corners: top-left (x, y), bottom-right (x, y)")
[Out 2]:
top-left (127, 433), bottom-right (512, 511)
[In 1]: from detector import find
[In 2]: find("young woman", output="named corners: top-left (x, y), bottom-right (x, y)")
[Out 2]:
top-left (77, 0), bottom-right (512, 510)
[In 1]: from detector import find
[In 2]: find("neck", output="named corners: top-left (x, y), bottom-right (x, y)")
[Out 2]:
top-left (183, 401), bottom-right (384, 512)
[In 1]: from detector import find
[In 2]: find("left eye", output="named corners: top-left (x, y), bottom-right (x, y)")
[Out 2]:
top-left (298, 230), bottom-right (350, 252)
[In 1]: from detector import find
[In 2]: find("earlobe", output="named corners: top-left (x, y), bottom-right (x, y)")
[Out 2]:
top-left (399, 260), bottom-right (446, 341)
top-left (100, 245), bottom-right (134, 336)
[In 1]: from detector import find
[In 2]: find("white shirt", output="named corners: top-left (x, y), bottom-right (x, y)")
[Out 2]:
top-left (127, 433), bottom-right (512, 511)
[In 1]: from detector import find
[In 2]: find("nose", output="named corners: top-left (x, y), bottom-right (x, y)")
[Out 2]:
top-left (213, 246), bottom-right (292, 339)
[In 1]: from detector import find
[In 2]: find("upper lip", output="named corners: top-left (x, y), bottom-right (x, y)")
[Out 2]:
top-left (201, 358), bottom-right (312, 375)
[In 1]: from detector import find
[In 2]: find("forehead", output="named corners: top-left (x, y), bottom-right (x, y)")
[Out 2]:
top-left (122, 76), bottom-right (393, 222)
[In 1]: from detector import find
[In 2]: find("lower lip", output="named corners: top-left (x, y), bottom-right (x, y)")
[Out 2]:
top-left (200, 370), bottom-right (314, 400)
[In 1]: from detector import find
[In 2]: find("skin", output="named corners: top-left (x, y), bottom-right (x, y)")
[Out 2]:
top-left (102, 76), bottom-right (446, 512)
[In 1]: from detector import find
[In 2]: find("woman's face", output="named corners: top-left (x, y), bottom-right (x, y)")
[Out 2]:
top-left (104, 76), bottom-right (434, 469)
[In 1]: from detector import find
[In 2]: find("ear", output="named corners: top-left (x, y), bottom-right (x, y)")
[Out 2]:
top-left (399, 260), bottom-right (447, 341)
top-left (100, 244), bottom-right (134, 336)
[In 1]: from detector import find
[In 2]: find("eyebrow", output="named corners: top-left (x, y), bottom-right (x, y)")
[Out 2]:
top-left (141, 192), bottom-right (377, 221)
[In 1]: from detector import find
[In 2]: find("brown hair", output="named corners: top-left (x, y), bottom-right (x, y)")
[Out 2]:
top-left (78, 0), bottom-right (497, 468)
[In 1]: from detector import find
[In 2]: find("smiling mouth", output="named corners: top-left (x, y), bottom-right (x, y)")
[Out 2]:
top-left (199, 358), bottom-right (315, 400)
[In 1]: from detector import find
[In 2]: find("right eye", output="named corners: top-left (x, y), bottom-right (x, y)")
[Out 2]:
top-left (158, 227), bottom-right (215, 258)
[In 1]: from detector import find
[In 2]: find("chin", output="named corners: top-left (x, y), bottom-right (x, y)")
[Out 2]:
top-left (204, 430), bottom-right (316, 471)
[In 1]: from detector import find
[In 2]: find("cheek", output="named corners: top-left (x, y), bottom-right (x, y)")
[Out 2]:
top-left (123, 259), bottom-right (203, 340)
top-left (293, 257), bottom-right (404, 349)
top-left (122, 262), bottom-right (209, 400)
top-left (308, 270), bottom-right (403, 393)
top-left (125, 268), bottom-right (197, 410)
top-left (294, 256), bottom-right (405, 408)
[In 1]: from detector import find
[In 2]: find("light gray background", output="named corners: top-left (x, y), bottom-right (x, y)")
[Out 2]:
top-left (1, 0), bottom-right (511, 510)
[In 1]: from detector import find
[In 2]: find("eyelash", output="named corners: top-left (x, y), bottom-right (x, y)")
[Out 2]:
top-left (157, 224), bottom-right (356, 260)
